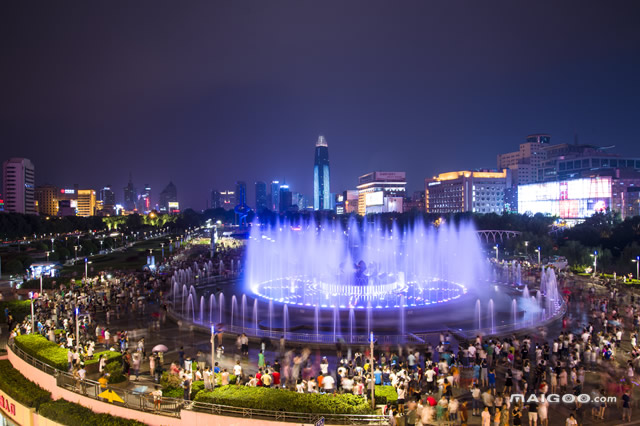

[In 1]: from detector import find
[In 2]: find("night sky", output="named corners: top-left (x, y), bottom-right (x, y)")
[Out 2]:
top-left (2, 1), bottom-right (639, 210)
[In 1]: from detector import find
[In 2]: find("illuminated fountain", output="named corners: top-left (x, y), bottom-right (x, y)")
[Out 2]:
top-left (170, 217), bottom-right (565, 343)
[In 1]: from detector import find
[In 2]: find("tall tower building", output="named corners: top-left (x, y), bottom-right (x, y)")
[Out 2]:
top-left (2, 157), bottom-right (36, 214)
top-left (313, 135), bottom-right (331, 210)
top-left (99, 186), bottom-right (116, 212)
top-left (159, 181), bottom-right (178, 212)
top-left (255, 181), bottom-right (267, 212)
top-left (270, 180), bottom-right (280, 211)
top-left (123, 173), bottom-right (137, 211)
top-left (235, 181), bottom-right (247, 207)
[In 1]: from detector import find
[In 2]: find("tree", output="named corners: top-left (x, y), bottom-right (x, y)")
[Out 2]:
top-left (4, 259), bottom-right (24, 275)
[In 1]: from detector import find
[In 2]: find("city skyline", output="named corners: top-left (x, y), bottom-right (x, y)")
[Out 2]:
top-left (2, 1), bottom-right (639, 210)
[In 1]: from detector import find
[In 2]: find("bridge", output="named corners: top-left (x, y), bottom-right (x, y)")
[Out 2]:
top-left (476, 229), bottom-right (521, 243)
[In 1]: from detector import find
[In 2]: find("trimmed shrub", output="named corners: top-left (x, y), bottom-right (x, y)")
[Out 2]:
top-left (14, 334), bottom-right (121, 370)
top-left (105, 360), bottom-right (126, 384)
top-left (0, 300), bottom-right (31, 323)
top-left (0, 360), bottom-right (51, 409)
top-left (194, 385), bottom-right (372, 414)
top-left (374, 385), bottom-right (398, 405)
top-left (38, 400), bottom-right (145, 426)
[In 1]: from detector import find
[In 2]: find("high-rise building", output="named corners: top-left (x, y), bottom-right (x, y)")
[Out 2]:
top-left (123, 174), bottom-right (137, 211)
top-left (99, 185), bottom-right (116, 213)
top-left (270, 181), bottom-right (280, 211)
top-left (2, 157), bottom-right (36, 214)
top-left (279, 185), bottom-right (292, 213)
top-left (77, 189), bottom-right (97, 217)
top-left (35, 185), bottom-right (59, 216)
top-left (235, 181), bottom-right (247, 207)
top-left (211, 190), bottom-right (222, 209)
top-left (158, 181), bottom-right (178, 212)
top-left (357, 172), bottom-right (406, 215)
top-left (139, 184), bottom-right (151, 212)
top-left (255, 181), bottom-right (267, 212)
top-left (425, 170), bottom-right (510, 214)
top-left (313, 136), bottom-right (331, 210)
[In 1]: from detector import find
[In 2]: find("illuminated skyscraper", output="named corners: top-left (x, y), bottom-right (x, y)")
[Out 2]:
top-left (2, 157), bottom-right (36, 214)
top-left (123, 173), bottom-right (137, 211)
top-left (313, 135), bottom-right (330, 210)
top-left (255, 181), bottom-right (267, 212)
top-left (270, 180), bottom-right (280, 211)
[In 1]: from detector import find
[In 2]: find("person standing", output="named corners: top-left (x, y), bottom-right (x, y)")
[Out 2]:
top-left (622, 388), bottom-right (632, 422)
top-left (481, 406), bottom-right (491, 426)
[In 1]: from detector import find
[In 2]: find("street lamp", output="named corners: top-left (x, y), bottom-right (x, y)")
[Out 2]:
top-left (84, 258), bottom-right (88, 282)
top-left (210, 324), bottom-right (216, 386)
top-left (592, 251), bottom-right (598, 276)
top-left (161, 243), bottom-right (165, 259)
top-left (369, 331), bottom-right (375, 408)
top-left (75, 307), bottom-right (80, 351)
top-left (535, 247), bottom-right (541, 265)
top-left (51, 238), bottom-right (55, 253)
top-left (74, 245), bottom-right (79, 264)
top-left (632, 256), bottom-right (639, 281)
top-left (45, 251), bottom-right (50, 261)
top-left (29, 292), bottom-right (36, 333)
top-left (494, 244), bottom-right (499, 262)
top-left (524, 241), bottom-right (529, 256)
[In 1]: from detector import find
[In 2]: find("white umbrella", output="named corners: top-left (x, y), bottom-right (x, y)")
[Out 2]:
top-left (152, 344), bottom-right (169, 352)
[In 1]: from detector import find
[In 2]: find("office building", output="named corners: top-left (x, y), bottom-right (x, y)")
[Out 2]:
top-left (313, 135), bottom-right (331, 210)
top-left (497, 134), bottom-right (550, 187)
top-left (279, 185), bottom-right (292, 213)
top-left (99, 186), bottom-right (116, 214)
top-left (158, 181), bottom-right (178, 212)
top-left (270, 181), bottom-right (280, 211)
top-left (255, 181), bottom-right (267, 212)
top-left (518, 177), bottom-right (611, 221)
top-left (139, 184), bottom-right (151, 212)
top-left (235, 181), bottom-right (247, 207)
top-left (77, 189), bottom-right (97, 217)
top-left (35, 185), bottom-right (59, 216)
top-left (219, 190), bottom-right (235, 208)
top-left (335, 190), bottom-right (358, 215)
top-left (2, 157), bottom-right (36, 214)
top-left (425, 170), bottom-right (510, 214)
top-left (357, 172), bottom-right (407, 215)
top-left (211, 190), bottom-right (222, 209)
top-left (123, 174), bottom-right (137, 211)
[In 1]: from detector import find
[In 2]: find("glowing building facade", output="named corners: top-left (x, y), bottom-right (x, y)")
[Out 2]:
top-left (313, 136), bottom-right (331, 210)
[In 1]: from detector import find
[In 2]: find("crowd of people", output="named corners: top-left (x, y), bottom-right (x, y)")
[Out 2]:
top-left (4, 239), bottom-right (640, 426)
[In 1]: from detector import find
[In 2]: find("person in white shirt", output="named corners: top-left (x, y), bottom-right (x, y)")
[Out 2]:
top-left (323, 374), bottom-right (335, 392)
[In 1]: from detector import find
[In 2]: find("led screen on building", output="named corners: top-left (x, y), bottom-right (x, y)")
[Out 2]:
top-left (365, 191), bottom-right (384, 206)
top-left (518, 177), bottom-right (611, 219)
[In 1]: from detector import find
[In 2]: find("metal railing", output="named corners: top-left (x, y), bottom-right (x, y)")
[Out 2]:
top-left (8, 341), bottom-right (389, 424)
top-left (189, 401), bottom-right (389, 425)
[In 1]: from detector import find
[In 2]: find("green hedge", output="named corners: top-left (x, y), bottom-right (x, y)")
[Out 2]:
top-left (14, 333), bottom-right (121, 370)
top-left (38, 400), bottom-right (145, 426)
top-left (375, 385), bottom-right (398, 405)
top-left (0, 360), bottom-right (51, 409)
top-left (194, 385), bottom-right (372, 414)
top-left (0, 300), bottom-right (31, 323)
top-left (105, 360), bottom-right (126, 384)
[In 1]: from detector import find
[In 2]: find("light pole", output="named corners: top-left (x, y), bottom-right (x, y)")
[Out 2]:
top-left (592, 251), bottom-right (598, 276)
top-left (369, 331), bottom-right (375, 408)
top-left (75, 307), bottom-right (80, 351)
top-left (29, 292), bottom-right (36, 334)
top-left (45, 251), bottom-right (50, 261)
top-left (161, 243), bottom-right (165, 259)
top-left (74, 245), bottom-right (79, 264)
top-left (51, 238), bottom-right (55, 253)
top-left (632, 256), bottom-right (639, 281)
top-left (100, 238), bottom-right (104, 253)
top-left (210, 325), bottom-right (215, 380)
top-left (494, 244), bottom-right (499, 262)
top-left (84, 258), bottom-right (88, 282)
top-left (39, 274), bottom-right (43, 294)
top-left (524, 241), bottom-right (529, 257)
top-left (535, 247), bottom-right (541, 266)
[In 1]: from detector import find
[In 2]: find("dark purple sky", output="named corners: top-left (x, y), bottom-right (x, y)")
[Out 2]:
top-left (2, 1), bottom-right (639, 210)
